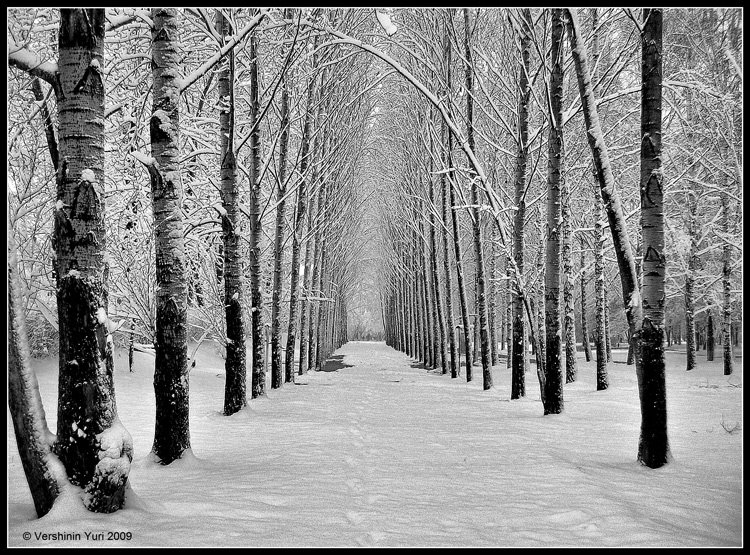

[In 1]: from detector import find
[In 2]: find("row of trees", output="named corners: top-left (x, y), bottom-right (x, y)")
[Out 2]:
top-left (375, 8), bottom-right (741, 467)
top-left (7, 7), bottom-right (742, 518)
top-left (8, 8), bottom-right (379, 516)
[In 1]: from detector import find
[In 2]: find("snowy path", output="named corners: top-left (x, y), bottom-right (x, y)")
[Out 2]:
top-left (7, 341), bottom-right (743, 547)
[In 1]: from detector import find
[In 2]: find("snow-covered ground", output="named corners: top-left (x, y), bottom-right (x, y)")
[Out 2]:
top-left (7, 341), bottom-right (742, 547)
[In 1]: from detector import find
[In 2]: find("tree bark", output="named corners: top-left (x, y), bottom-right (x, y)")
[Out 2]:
top-left (637, 7), bottom-right (670, 467)
top-left (721, 181), bottom-right (734, 375)
top-left (489, 233), bottom-right (500, 365)
top-left (216, 10), bottom-right (247, 414)
top-left (428, 147), bottom-right (449, 374)
top-left (594, 192), bottom-right (608, 389)
top-left (684, 187), bottom-right (697, 370)
top-left (445, 11), bottom-right (472, 381)
top-left (149, 9), bottom-right (191, 463)
top-left (439, 49), bottom-right (458, 378)
top-left (568, 8), bottom-right (670, 466)
top-left (464, 8), bottom-right (492, 389)
top-left (9, 233), bottom-right (66, 517)
top-left (543, 8), bottom-right (565, 414)
top-left (511, 8), bottom-right (532, 400)
top-left (270, 13), bottom-right (293, 389)
top-left (248, 26), bottom-right (266, 397)
top-left (298, 133), bottom-right (322, 376)
top-left (590, 8), bottom-right (608, 390)
top-left (580, 236), bottom-right (592, 362)
top-left (285, 36), bottom-right (319, 384)
top-left (53, 9), bottom-right (132, 511)
top-left (561, 138), bottom-right (577, 383)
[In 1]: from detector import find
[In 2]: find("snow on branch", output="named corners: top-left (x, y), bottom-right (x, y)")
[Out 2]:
top-left (375, 10), bottom-right (398, 36)
top-left (7, 39), bottom-right (59, 88)
top-left (179, 9), bottom-right (268, 94)
top-left (105, 9), bottom-right (153, 32)
top-left (130, 150), bottom-right (155, 168)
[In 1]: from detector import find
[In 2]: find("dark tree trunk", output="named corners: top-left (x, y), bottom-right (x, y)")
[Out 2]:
top-left (439, 78), bottom-right (458, 378)
top-left (53, 9), bottom-right (132, 511)
top-left (489, 233), bottom-right (499, 366)
top-left (297, 139), bottom-right (321, 376)
top-left (637, 8), bottom-right (670, 468)
top-left (568, 8), bottom-right (669, 466)
top-left (604, 291), bottom-right (613, 362)
top-left (429, 146), bottom-right (449, 374)
top-left (248, 27), bottom-right (266, 397)
top-left (707, 312), bottom-right (715, 361)
top-left (445, 15), bottom-right (472, 382)
top-left (285, 35), bottom-right (319, 384)
top-left (721, 177), bottom-right (734, 375)
top-left (464, 8), bottom-right (492, 389)
top-left (561, 140), bottom-right (577, 383)
top-left (580, 236), bottom-right (592, 362)
top-left (684, 213), bottom-right (697, 369)
top-left (149, 9), bottom-right (191, 463)
top-left (511, 9), bottom-right (532, 400)
top-left (128, 319), bottom-right (135, 372)
top-left (270, 13), bottom-right (293, 389)
top-left (543, 8), bottom-right (565, 414)
top-left (217, 10), bottom-right (247, 414)
top-left (594, 195), bottom-right (608, 390)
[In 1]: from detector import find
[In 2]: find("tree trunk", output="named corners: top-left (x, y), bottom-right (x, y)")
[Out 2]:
top-left (217, 10), bottom-right (247, 414)
top-left (568, 8), bottom-right (669, 466)
top-left (53, 9), bottom-right (132, 511)
top-left (9, 234), bottom-right (65, 517)
top-left (248, 26), bottom-right (266, 397)
top-left (506, 267), bottom-right (513, 369)
top-left (580, 236), bottom-right (592, 362)
top-left (270, 14), bottom-right (293, 389)
top-left (128, 319), bottom-right (135, 372)
top-left (445, 17), bottom-right (472, 381)
top-left (684, 191), bottom-right (697, 370)
top-left (439, 86), bottom-right (458, 378)
top-left (489, 235), bottom-right (500, 366)
top-left (594, 193), bottom-right (608, 390)
top-left (721, 181), bottom-right (734, 375)
top-left (285, 35), bottom-right (319, 384)
top-left (463, 8), bottom-right (492, 389)
top-left (429, 146), bottom-right (449, 374)
top-left (298, 136), bottom-right (321, 376)
top-left (637, 8), bottom-right (670, 467)
top-left (149, 9), bottom-right (191, 463)
top-left (542, 8), bottom-right (565, 414)
top-left (590, 9), bottom-right (608, 390)
top-left (561, 134), bottom-right (577, 383)
top-left (706, 312), bottom-right (715, 361)
top-left (511, 8), bottom-right (532, 400)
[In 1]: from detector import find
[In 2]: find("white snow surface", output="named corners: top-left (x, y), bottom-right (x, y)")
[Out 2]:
top-left (7, 341), bottom-right (742, 547)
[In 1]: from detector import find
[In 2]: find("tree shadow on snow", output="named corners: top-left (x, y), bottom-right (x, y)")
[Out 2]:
top-left (319, 355), bottom-right (353, 372)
